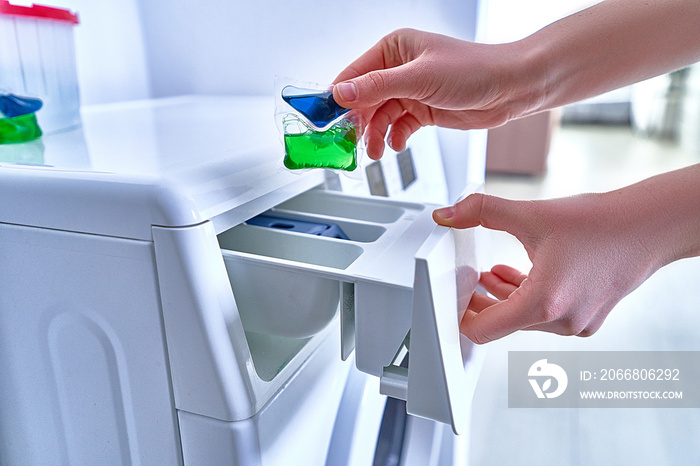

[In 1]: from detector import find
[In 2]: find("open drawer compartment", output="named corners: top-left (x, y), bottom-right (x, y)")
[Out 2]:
top-left (219, 188), bottom-right (482, 434)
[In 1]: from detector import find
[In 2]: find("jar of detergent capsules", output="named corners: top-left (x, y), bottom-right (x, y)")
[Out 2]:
top-left (0, 1), bottom-right (80, 143)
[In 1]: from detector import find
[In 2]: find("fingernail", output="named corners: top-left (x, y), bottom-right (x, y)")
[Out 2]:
top-left (336, 82), bottom-right (357, 102)
top-left (434, 206), bottom-right (455, 219)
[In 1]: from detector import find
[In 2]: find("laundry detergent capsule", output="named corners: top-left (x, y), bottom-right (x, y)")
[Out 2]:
top-left (275, 79), bottom-right (364, 176)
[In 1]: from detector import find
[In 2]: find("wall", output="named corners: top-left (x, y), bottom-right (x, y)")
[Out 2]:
top-left (44, 0), bottom-right (604, 103)
top-left (482, 0), bottom-right (600, 43)
top-left (136, 0), bottom-right (480, 97)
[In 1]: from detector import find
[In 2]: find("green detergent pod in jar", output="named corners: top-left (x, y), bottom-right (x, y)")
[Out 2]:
top-left (0, 113), bottom-right (43, 144)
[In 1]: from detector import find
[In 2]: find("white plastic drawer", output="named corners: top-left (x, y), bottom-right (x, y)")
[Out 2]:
top-left (219, 188), bottom-right (482, 434)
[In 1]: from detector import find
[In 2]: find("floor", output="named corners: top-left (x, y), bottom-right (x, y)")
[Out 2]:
top-left (468, 124), bottom-right (700, 466)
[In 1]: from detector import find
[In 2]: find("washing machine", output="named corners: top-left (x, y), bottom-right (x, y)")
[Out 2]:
top-left (0, 95), bottom-right (484, 465)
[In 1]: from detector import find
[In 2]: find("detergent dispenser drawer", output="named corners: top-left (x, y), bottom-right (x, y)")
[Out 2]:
top-left (219, 188), bottom-right (483, 434)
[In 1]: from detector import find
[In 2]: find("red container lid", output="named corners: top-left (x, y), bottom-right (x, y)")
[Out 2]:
top-left (0, 1), bottom-right (78, 24)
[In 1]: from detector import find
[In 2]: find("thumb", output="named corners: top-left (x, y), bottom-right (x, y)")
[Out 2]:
top-left (433, 193), bottom-right (537, 237)
top-left (333, 63), bottom-right (422, 109)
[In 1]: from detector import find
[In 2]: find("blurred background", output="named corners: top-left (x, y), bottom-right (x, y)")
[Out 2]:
top-left (27, 0), bottom-right (700, 464)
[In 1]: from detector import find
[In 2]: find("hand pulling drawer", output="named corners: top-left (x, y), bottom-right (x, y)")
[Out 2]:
top-left (219, 188), bottom-right (482, 434)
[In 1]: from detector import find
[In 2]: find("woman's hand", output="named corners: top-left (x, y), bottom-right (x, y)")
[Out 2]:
top-left (332, 29), bottom-right (537, 159)
top-left (434, 164), bottom-right (700, 343)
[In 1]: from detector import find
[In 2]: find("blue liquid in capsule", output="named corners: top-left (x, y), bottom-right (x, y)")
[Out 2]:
top-left (282, 86), bottom-right (350, 128)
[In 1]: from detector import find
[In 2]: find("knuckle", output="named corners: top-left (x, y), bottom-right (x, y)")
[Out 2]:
top-left (536, 295), bottom-right (597, 337)
top-left (387, 28), bottom-right (418, 48)
top-left (390, 27), bottom-right (414, 38)
top-left (563, 318), bottom-right (588, 336)
top-left (467, 192), bottom-right (486, 210)
top-left (462, 324), bottom-right (490, 345)
top-left (470, 331), bottom-right (490, 345)
top-left (484, 110), bottom-right (511, 129)
top-left (377, 107), bottom-right (394, 128)
top-left (576, 327), bottom-right (597, 338)
top-left (547, 305), bottom-right (588, 336)
top-left (463, 193), bottom-right (502, 231)
top-left (537, 300), bottom-right (560, 324)
top-left (577, 316), bottom-right (605, 338)
top-left (364, 70), bottom-right (386, 95)
top-left (458, 192), bottom-right (485, 216)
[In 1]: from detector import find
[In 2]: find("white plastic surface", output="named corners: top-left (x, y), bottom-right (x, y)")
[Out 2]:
top-left (325, 366), bottom-right (387, 466)
top-left (221, 189), bottom-right (434, 369)
top-left (405, 227), bottom-right (479, 434)
top-left (152, 221), bottom-right (336, 422)
top-left (178, 323), bottom-right (351, 466)
top-left (401, 415), bottom-right (445, 466)
top-left (0, 222), bottom-right (180, 465)
top-left (331, 126), bottom-right (450, 205)
top-left (220, 186), bottom-right (483, 431)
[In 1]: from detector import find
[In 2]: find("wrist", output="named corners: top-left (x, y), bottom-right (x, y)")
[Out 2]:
top-left (649, 165), bottom-right (700, 265)
top-left (612, 165), bottom-right (700, 269)
top-left (493, 38), bottom-right (551, 120)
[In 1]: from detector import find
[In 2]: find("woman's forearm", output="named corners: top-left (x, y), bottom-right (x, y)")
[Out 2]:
top-left (511, 0), bottom-right (700, 116)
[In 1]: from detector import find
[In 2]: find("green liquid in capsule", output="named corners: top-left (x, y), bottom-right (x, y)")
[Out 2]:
top-left (284, 122), bottom-right (357, 171)
top-left (0, 113), bottom-right (42, 144)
